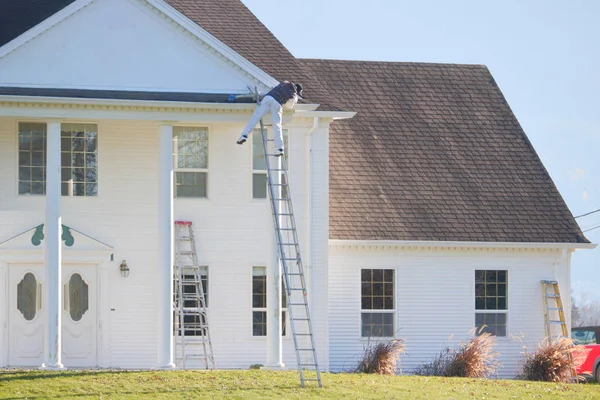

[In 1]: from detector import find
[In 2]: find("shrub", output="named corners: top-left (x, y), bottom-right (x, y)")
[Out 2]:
top-left (415, 331), bottom-right (500, 378)
top-left (519, 337), bottom-right (588, 383)
top-left (355, 339), bottom-right (406, 375)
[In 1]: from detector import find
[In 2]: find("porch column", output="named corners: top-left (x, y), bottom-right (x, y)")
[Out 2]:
top-left (157, 124), bottom-right (175, 368)
top-left (42, 121), bottom-right (63, 369)
top-left (265, 155), bottom-right (284, 369)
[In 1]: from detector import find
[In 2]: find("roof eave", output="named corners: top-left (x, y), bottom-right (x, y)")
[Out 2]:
top-left (329, 239), bottom-right (597, 250)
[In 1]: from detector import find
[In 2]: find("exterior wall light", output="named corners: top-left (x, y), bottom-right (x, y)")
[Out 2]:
top-left (119, 260), bottom-right (130, 278)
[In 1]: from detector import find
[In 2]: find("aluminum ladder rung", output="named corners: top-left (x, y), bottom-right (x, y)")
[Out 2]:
top-left (257, 94), bottom-right (322, 387)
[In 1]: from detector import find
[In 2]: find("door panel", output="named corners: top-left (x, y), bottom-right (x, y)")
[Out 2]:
top-left (8, 265), bottom-right (44, 367)
top-left (62, 266), bottom-right (97, 367)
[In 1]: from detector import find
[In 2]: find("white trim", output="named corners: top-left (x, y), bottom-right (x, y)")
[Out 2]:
top-left (0, 95), bottom-right (259, 110)
top-left (0, 0), bottom-right (279, 89)
top-left (0, 262), bottom-right (6, 367)
top-left (329, 239), bottom-right (597, 251)
top-left (296, 111), bottom-right (357, 120)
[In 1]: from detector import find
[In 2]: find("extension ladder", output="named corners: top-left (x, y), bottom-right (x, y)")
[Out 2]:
top-left (541, 280), bottom-right (577, 378)
top-left (257, 98), bottom-right (323, 388)
top-left (173, 220), bottom-right (215, 370)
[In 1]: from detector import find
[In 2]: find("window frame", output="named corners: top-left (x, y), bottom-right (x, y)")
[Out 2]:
top-left (474, 269), bottom-right (509, 337)
top-left (250, 128), bottom-right (289, 200)
top-left (251, 266), bottom-right (268, 337)
top-left (251, 266), bottom-right (289, 338)
top-left (16, 120), bottom-right (101, 197)
top-left (172, 125), bottom-right (210, 199)
top-left (360, 268), bottom-right (396, 339)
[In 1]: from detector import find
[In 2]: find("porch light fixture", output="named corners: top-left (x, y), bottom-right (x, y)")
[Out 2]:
top-left (119, 260), bottom-right (130, 278)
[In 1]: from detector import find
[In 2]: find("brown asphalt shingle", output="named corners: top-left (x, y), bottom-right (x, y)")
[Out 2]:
top-left (0, 1), bottom-right (587, 243)
top-left (300, 59), bottom-right (588, 243)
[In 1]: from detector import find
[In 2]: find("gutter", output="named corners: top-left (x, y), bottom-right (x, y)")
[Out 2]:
top-left (305, 117), bottom-right (319, 288)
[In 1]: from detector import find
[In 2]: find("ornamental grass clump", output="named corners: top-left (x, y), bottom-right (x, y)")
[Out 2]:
top-left (519, 337), bottom-right (587, 383)
top-left (355, 339), bottom-right (406, 375)
top-left (415, 331), bottom-right (500, 378)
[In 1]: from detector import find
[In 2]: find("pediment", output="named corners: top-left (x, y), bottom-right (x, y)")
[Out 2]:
top-left (0, 0), bottom-right (274, 94)
top-left (0, 224), bottom-right (113, 252)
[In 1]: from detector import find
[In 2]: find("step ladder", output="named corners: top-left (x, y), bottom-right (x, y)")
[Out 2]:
top-left (541, 280), bottom-right (577, 379)
top-left (257, 97), bottom-right (322, 388)
top-left (173, 220), bottom-right (215, 370)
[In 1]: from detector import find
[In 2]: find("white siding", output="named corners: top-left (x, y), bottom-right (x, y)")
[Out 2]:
top-left (0, 116), bottom-right (324, 369)
top-left (329, 245), bottom-right (571, 378)
top-left (0, 0), bottom-right (259, 93)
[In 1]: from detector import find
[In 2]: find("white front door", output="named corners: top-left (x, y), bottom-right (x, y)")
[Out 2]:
top-left (62, 265), bottom-right (98, 367)
top-left (7, 264), bottom-right (45, 367)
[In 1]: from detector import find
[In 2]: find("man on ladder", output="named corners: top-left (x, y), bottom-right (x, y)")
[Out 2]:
top-left (236, 81), bottom-right (303, 157)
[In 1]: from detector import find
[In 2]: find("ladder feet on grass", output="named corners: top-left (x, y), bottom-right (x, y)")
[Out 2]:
top-left (257, 88), bottom-right (322, 387)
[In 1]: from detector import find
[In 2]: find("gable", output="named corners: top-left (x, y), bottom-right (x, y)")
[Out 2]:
top-left (0, 0), bottom-right (270, 93)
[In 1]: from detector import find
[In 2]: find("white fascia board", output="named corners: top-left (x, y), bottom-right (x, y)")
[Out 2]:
top-left (0, 95), bottom-right (257, 111)
top-left (0, 0), bottom-right (279, 90)
top-left (329, 239), bottom-right (597, 251)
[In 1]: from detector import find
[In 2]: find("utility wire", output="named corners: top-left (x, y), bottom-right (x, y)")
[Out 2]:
top-left (583, 224), bottom-right (600, 233)
top-left (575, 208), bottom-right (600, 219)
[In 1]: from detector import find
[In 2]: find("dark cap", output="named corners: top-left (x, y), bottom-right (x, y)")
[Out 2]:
top-left (294, 83), bottom-right (303, 97)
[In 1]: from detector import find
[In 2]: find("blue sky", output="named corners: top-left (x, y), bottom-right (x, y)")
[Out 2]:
top-left (242, 0), bottom-right (600, 299)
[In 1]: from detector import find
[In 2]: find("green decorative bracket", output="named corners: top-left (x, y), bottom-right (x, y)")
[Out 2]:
top-left (62, 226), bottom-right (74, 247)
top-left (31, 224), bottom-right (44, 246)
top-left (31, 224), bottom-right (75, 247)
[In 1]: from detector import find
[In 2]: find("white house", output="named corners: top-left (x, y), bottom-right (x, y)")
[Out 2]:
top-left (0, 0), bottom-right (594, 378)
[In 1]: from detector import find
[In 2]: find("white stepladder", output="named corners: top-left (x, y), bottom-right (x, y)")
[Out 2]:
top-left (173, 220), bottom-right (215, 370)
top-left (256, 96), bottom-right (323, 388)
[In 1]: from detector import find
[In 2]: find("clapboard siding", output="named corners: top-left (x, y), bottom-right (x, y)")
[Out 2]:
top-left (0, 116), bottom-right (321, 369)
top-left (329, 245), bottom-right (570, 378)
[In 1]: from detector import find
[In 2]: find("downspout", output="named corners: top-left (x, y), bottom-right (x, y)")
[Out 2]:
top-left (305, 117), bottom-right (319, 291)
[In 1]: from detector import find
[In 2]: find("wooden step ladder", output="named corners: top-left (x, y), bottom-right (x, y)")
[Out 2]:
top-left (541, 280), bottom-right (577, 379)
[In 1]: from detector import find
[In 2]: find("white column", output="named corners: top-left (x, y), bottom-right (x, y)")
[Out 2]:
top-left (157, 124), bottom-right (175, 368)
top-left (42, 121), bottom-right (63, 369)
top-left (265, 155), bottom-right (284, 369)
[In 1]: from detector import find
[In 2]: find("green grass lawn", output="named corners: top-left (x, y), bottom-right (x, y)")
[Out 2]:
top-left (0, 370), bottom-right (597, 400)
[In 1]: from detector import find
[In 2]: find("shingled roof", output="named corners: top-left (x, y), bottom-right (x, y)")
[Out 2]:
top-left (0, 0), bottom-right (587, 243)
top-left (301, 59), bottom-right (587, 243)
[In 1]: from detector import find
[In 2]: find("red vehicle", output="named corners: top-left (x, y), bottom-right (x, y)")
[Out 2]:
top-left (572, 326), bottom-right (600, 382)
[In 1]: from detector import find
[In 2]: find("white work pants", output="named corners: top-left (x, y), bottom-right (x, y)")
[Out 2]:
top-left (241, 95), bottom-right (284, 150)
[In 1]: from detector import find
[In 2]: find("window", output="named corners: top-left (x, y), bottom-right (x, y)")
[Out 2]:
top-left (63, 273), bottom-right (89, 322)
top-left (18, 122), bottom-right (98, 196)
top-left (18, 123), bottom-right (46, 195)
top-left (252, 267), bottom-right (267, 336)
top-left (572, 329), bottom-right (597, 345)
top-left (252, 129), bottom-right (288, 199)
top-left (181, 266), bottom-right (209, 337)
top-left (173, 127), bottom-right (208, 198)
top-left (252, 267), bottom-right (287, 336)
top-left (61, 124), bottom-right (98, 196)
top-left (475, 270), bottom-right (507, 336)
top-left (361, 269), bottom-right (395, 337)
top-left (17, 272), bottom-right (42, 321)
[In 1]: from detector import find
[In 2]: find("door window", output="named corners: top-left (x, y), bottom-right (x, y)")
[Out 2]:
top-left (17, 272), bottom-right (41, 321)
top-left (64, 273), bottom-right (89, 321)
